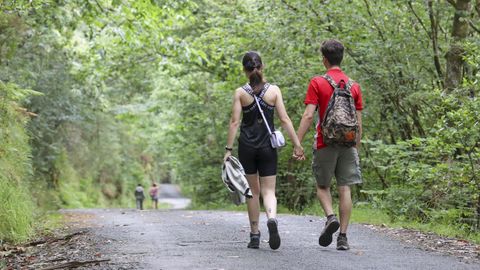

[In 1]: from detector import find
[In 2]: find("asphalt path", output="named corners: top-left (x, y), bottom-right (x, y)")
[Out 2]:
top-left (157, 184), bottom-right (191, 209)
top-left (69, 208), bottom-right (478, 270)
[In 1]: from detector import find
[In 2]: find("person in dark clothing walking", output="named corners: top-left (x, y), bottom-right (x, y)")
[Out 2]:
top-left (224, 51), bottom-right (304, 250)
top-left (134, 184), bottom-right (145, 210)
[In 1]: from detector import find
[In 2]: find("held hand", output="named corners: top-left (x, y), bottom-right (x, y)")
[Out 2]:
top-left (223, 151), bottom-right (232, 163)
top-left (293, 145), bottom-right (306, 161)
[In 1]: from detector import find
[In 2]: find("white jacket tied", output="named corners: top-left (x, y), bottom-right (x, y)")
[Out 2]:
top-left (221, 156), bottom-right (253, 205)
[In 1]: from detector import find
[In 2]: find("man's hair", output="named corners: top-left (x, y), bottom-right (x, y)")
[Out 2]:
top-left (321, 39), bottom-right (344, 66)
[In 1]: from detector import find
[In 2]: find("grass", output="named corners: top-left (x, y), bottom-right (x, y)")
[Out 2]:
top-left (348, 205), bottom-right (479, 244)
top-left (353, 206), bottom-right (480, 244)
top-left (33, 212), bottom-right (64, 236)
top-left (0, 178), bottom-right (35, 244)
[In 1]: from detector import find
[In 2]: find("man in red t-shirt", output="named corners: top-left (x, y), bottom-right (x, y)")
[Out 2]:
top-left (296, 39), bottom-right (363, 251)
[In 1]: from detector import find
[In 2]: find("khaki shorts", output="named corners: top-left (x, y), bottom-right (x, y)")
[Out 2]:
top-left (312, 146), bottom-right (362, 187)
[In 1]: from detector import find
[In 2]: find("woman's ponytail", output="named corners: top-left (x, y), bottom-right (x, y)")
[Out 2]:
top-left (242, 51), bottom-right (264, 93)
top-left (249, 68), bottom-right (263, 91)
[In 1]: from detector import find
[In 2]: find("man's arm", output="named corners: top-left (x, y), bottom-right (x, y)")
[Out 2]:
top-left (356, 111), bottom-right (362, 150)
top-left (297, 104), bottom-right (317, 143)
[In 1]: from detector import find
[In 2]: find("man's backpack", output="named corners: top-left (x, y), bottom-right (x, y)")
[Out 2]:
top-left (321, 74), bottom-right (358, 147)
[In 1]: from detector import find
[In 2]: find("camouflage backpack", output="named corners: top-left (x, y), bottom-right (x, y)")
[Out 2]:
top-left (321, 74), bottom-right (358, 147)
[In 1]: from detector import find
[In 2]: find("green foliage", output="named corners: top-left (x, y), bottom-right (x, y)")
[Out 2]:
top-left (0, 178), bottom-right (35, 243)
top-left (0, 82), bottom-right (36, 243)
top-left (1, 0), bottom-right (480, 242)
top-left (54, 148), bottom-right (104, 208)
top-left (362, 87), bottom-right (479, 232)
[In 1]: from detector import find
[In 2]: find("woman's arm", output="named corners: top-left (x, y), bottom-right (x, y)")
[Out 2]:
top-left (224, 89), bottom-right (242, 162)
top-left (274, 87), bottom-right (304, 158)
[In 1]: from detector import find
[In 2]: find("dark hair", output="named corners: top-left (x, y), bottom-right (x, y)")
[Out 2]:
top-left (153, 183), bottom-right (157, 187)
top-left (321, 39), bottom-right (344, 66)
top-left (242, 51), bottom-right (264, 92)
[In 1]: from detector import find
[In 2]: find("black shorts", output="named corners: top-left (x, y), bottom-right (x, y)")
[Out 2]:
top-left (238, 143), bottom-right (277, 177)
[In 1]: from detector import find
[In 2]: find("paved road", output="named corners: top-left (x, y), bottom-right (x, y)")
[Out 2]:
top-left (70, 208), bottom-right (478, 270)
top-left (157, 184), bottom-right (191, 209)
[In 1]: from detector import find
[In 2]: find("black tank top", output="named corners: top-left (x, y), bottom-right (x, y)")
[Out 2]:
top-left (238, 83), bottom-right (275, 148)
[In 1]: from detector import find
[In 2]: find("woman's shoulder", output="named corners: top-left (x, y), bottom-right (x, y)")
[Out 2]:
top-left (234, 87), bottom-right (246, 98)
top-left (266, 84), bottom-right (281, 94)
top-left (269, 84), bottom-right (280, 90)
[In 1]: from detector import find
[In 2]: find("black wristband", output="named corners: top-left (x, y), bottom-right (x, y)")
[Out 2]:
top-left (225, 146), bottom-right (233, 151)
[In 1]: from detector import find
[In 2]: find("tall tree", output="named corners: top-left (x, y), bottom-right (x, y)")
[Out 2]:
top-left (444, 0), bottom-right (472, 91)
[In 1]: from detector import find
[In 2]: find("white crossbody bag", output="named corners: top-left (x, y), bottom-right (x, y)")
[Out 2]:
top-left (253, 95), bottom-right (286, 149)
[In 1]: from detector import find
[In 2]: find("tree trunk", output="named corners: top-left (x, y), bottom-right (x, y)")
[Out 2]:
top-left (427, 0), bottom-right (443, 85)
top-left (444, 0), bottom-right (472, 91)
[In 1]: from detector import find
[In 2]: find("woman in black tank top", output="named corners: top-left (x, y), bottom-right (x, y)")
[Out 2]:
top-left (224, 51), bottom-right (304, 250)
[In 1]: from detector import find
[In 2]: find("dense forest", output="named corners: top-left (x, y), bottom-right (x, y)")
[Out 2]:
top-left (1, 0), bottom-right (479, 243)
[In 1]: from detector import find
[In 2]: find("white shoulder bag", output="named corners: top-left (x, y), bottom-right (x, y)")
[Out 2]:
top-left (253, 94), bottom-right (286, 149)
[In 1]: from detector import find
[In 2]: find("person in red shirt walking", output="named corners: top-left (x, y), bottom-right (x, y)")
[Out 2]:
top-left (149, 183), bottom-right (160, 210)
top-left (296, 39), bottom-right (363, 250)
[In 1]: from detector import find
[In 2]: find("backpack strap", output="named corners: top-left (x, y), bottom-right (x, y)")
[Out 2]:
top-left (323, 75), bottom-right (355, 93)
top-left (322, 74), bottom-right (338, 88)
top-left (345, 78), bottom-right (355, 92)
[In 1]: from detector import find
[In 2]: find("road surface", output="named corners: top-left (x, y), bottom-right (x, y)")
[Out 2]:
top-left (65, 209), bottom-right (479, 270)
top-left (157, 184), bottom-right (191, 209)
top-left (56, 185), bottom-right (478, 270)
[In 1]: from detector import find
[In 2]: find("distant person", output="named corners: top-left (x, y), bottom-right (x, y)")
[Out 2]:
top-left (134, 184), bottom-right (145, 210)
top-left (149, 183), bottom-right (160, 209)
top-left (296, 39), bottom-right (363, 250)
top-left (223, 51), bottom-right (304, 250)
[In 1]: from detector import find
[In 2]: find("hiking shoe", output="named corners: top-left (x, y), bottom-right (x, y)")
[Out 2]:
top-left (318, 215), bottom-right (340, 247)
top-left (247, 232), bottom-right (260, 249)
top-left (337, 234), bottom-right (350, 250)
top-left (267, 218), bottom-right (281, 250)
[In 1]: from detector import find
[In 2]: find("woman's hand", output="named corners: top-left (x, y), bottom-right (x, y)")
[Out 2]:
top-left (223, 150), bottom-right (232, 163)
top-left (293, 145), bottom-right (305, 160)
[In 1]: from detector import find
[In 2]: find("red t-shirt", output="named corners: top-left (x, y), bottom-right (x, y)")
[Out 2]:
top-left (304, 68), bottom-right (363, 149)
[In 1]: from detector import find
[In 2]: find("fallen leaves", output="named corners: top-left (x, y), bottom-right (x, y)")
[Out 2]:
top-left (363, 224), bottom-right (480, 263)
top-left (39, 258), bottom-right (111, 270)
top-left (2, 229), bottom-right (111, 269)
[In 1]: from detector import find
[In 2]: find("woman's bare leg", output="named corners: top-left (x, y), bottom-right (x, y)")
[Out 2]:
top-left (260, 175), bottom-right (277, 219)
top-left (245, 173), bottom-right (261, 233)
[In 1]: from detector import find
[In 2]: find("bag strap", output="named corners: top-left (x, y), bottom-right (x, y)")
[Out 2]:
top-left (242, 83), bottom-right (273, 135)
top-left (322, 74), bottom-right (354, 93)
top-left (345, 79), bottom-right (353, 92)
top-left (253, 95), bottom-right (273, 135)
top-left (322, 74), bottom-right (338, 88)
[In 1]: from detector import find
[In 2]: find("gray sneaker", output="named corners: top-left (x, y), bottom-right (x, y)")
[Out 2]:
top-left (247, 232), bottom-right (260, 249)
top-left (267, 218), bottom-right (281, 250)
top-left (318, 215), bottom-right (340, 247)
top-left (336, 234), bottom-right (350, 250)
